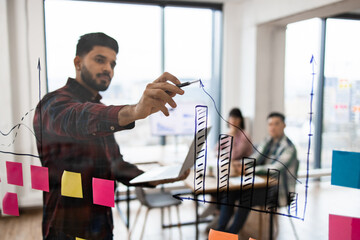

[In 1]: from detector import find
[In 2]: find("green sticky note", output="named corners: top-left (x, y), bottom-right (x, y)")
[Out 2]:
top-left (61, 170), bottom-right (83, 198)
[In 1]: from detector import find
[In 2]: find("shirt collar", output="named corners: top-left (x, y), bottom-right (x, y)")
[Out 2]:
top-left (66, 78), bottom-right (102, 103)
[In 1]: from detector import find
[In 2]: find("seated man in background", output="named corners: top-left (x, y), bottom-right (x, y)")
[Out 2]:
top-left (217, 112), bottom-right (298, 234)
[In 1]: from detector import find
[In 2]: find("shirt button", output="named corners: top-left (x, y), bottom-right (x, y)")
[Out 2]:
top-left (110, 126), bottom-right (115, 131)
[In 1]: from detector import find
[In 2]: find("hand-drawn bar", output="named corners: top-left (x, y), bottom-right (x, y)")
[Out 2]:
top-left (239, 157), bottom-right (256, 208)
top-left (216, 134), bottom-right (233, 203)
top-left (193, 105), bottom-right (208, 202)
top-left (288, 192), bottom-right (298, 216)
top-left (265, 169), bottom-right (280, 213)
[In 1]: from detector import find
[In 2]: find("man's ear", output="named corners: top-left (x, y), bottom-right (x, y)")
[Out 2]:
top-left (74, 56), bottom-right (81, 70)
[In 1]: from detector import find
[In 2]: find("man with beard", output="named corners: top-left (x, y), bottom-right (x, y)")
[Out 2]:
top-left (33, 32), bottom-right (187, 239)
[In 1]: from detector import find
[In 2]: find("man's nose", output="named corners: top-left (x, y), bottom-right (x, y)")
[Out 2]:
top-left (102, 63), bottom-right (112, 73)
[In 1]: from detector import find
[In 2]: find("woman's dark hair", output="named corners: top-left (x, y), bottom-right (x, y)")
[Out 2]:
top-left (76, 32), bottom-right (118, 57)
top-left (229, 108), bottom-right (245, 130)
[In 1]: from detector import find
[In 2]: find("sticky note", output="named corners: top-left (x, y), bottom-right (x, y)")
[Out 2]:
top-left (2, 192), bottom-right (19, 216)
top-left (331, 150), bottom-right (360, 189)
top-left (208, 229), bottom-right (238, 240)
top-left (31, 165), bottom-right (49, 192)
top-left (329, 214), bottom-right (360, 240)
top-left (6, 161), bottom-right (23, 186)
top-left (92, 178), bottom-right (114, 207)
top-left (76, 237), bottom-right (86, 240)
top-left (61, 170), bottom-right (83, 198)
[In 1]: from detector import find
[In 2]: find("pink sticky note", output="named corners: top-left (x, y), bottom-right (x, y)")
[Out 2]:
top-left (2, 192), bottom-right (19, 216)
top-left (6, 161), bottom-right (23, 186)
top-left (31, 165), bottom-right (49, 192)
top-left (329, 214), bottom-right (360, 240)
top-left (92, 178), bottom-right (114, 207)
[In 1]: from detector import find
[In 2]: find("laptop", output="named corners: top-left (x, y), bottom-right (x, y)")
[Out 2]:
top-left (130, 127), bottom-right (211, 184)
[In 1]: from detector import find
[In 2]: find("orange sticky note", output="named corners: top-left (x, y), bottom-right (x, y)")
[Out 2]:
top-left (2, 192), bottom-right (19, 216)
top-left (61, 170), bottom-right (83, 198)
top-left (208, 229), bottom-right (238, 240)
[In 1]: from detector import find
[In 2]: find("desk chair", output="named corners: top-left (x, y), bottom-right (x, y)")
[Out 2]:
top-left (129, 187), bottom-right (183, 240)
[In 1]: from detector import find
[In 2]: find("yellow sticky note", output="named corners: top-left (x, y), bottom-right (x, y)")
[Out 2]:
top-left (76, 237), bottom-right (86, 240)
top-left (61, 170), bottom-right (83, 198)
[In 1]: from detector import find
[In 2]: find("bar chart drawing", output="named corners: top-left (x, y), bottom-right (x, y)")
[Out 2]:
top-left (265, 169), bottom-right (280, 213)
top-left (239, 158), bottom-right (256, 208)
top-left (173, 56), bottom-right (317, 221)
top-left (193, 105), bottom-right (208, 202)
top-left (216, 134), bottom-right (233, 204)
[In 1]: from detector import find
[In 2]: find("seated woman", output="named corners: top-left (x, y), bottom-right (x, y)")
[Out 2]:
top-left (223, 108), bottom-right (253, 172)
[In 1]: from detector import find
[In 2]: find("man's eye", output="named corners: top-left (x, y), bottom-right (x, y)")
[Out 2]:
top-left (95, 58), bottom-right (104, 63)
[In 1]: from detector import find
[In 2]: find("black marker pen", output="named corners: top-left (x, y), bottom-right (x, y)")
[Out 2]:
top-left (166, 79), bottom-right (201, 95)
top-left (176, 79), bottom-right (201, 88)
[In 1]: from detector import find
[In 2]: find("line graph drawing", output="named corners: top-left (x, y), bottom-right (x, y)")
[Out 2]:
top-left (0, 110), bottom-right (36, 147)
top-left (0, 59), bottom-right (41, 158)
top-left (200, 81), bottom-right (301, 185)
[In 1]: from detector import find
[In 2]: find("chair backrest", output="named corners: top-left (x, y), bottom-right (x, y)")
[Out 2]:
top-left (135, 187), bottom-right (149, 206)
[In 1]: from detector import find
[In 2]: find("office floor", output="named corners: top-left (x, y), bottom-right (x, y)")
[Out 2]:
top-left (0, 180), bottom-right (359, 240)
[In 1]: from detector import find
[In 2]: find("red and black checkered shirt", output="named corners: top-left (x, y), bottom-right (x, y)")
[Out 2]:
top-left (33, 78), bottom-right (145, 239)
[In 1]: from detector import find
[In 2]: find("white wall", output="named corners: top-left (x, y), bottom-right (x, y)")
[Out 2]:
top-left (221, 0), bottom-right (360, 142)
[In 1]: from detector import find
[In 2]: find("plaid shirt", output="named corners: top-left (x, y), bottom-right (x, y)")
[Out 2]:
top-left (252, 135), bottom-right (298, 206)
top-left (33, 78), bottom-right (145, 239)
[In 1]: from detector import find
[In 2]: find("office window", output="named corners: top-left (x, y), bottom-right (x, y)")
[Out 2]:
top-left (164, 7), bottom-right (212, 81)
top-left (284, 18), bottom-right (322, 169)
top-left (44, 1), bottom-right (222, 146)
top-left (285, 17), bottom-right (360, 169)
top-left (45, 1), bottom-right (162, 104)
top-left (322, 18), bottom-right (360, 168)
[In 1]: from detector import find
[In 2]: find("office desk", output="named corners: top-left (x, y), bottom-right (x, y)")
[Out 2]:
top-left (183, 171), bottom-right (273, 240)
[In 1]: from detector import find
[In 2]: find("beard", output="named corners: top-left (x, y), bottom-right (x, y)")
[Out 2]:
top-left (80, 65), bottom-right (111, 92)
